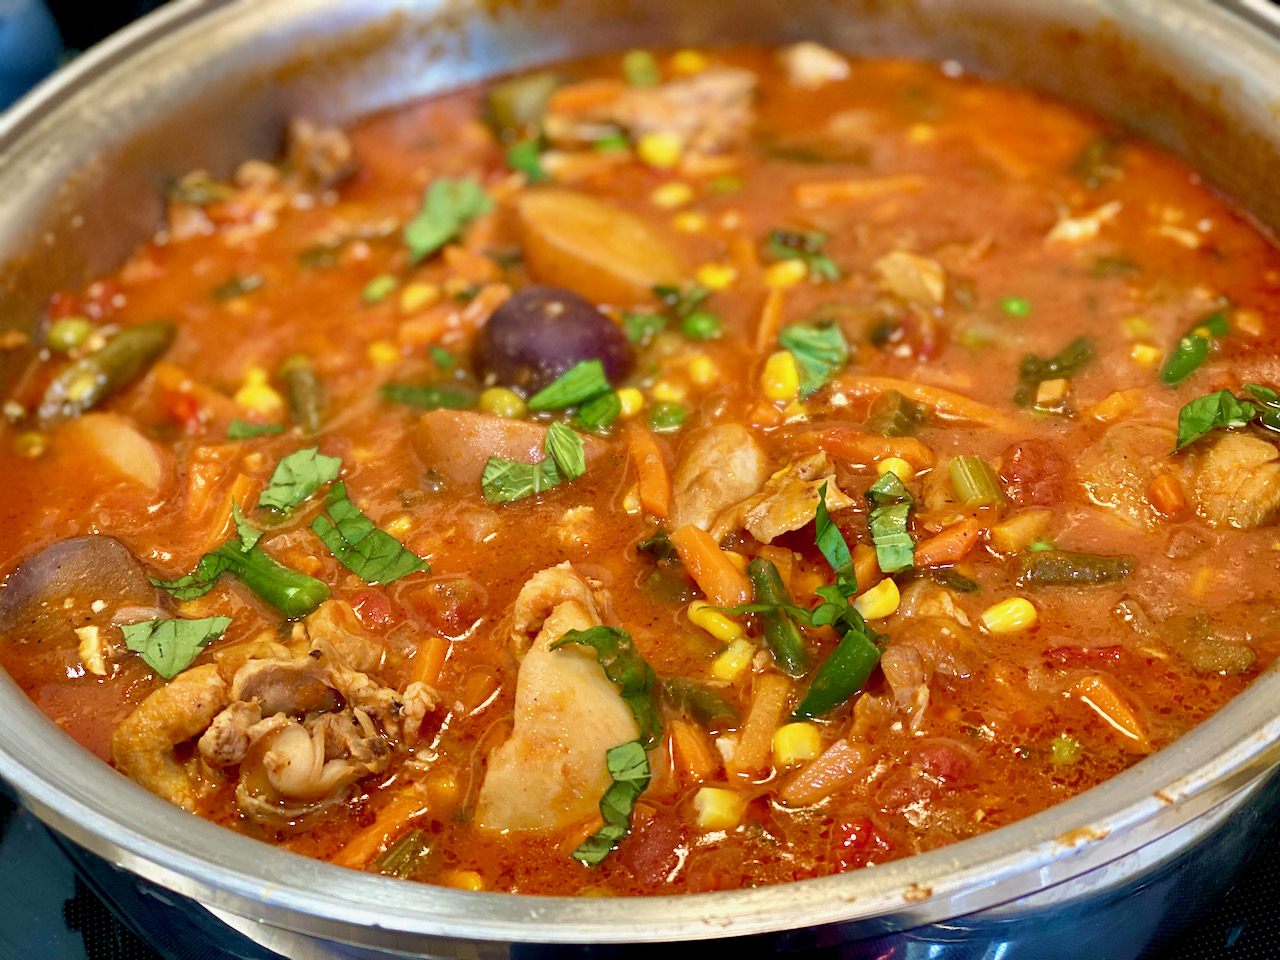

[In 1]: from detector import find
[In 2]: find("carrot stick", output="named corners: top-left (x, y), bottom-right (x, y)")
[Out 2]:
top-left (670, 524), bottom-right (752, 607)
top-left (547, 78), bottom-right (626, 116)
top-left (626, 423), bottom-right (672, 519)
top-left (852, 543), bottom-right (881, 594)
top-left (331, 787), bottom-right (430, 869)
top-left (411, 635), bottom-right (450, 688)
top-left (726, 673), bottom-right (791, 778)
top-left (778, 739), bottom-right (871, 806)
top-left (669, 719), bottom-right (720, 786)
top-left (914, 518), bottom-right (983, 568)
top-left (792, 175), bottom-right (926, 209)
top-left (836, 375), bottom-right (1020, 432)
top-left (755, 287), bottom-right (786, 352)
top-left (1074, 675), bottom-right (1150, 754)
top-left (789, 427), bottom-right (935, 470)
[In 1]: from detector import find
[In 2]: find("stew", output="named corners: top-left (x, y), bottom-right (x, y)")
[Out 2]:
top-left (1, 44), bottom-right (1279, 895)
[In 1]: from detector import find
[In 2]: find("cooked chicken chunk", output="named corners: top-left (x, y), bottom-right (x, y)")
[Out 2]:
top-left (778, 42), bottom-right (850, 89)
top-left (1191, 432), bottom-right (1280, 529)
top-left (1079, 421), bottom-right (1180, 530)
top-left (711, 452), bottom-right (855, 543)
top-left (610, 68), bottom-right (758, 155)
top-left (873, 250), bottom-right (947, 309)
top-left (476, 564), bottom-right (639, 831)
top-left (671, 424), bottom-right (767, 532)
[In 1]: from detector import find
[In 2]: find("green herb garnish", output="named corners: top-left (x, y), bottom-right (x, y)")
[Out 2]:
top-left (404, 177), bottom-right (494, 263)
top-left (528, 360), bottom-right (612, 410)
top-left (544, 422), bottom-right (586, 480)
top-left (623, 312), bottom-right (667, 345)
top-left (310, 482), bottom-right (429, 584)
top-left (122, 616), bottom-right (232, 679)
top-left (480, 423), bottom-right (587, 503)
top-left (227, 420), bottom-right (284, 440)
top-left (815, 482), bottom-right (857, 598)
top-left (505, 140), bottom-right (549, 182)
top-left (766, 229), bottom-right (840, 281)
top-left (570, 740), bottom-right (651, 866)
top-left (230, 502), bottom-right (262, 552)
top-left (1171, 384), bottom-right (1280, 452)
top-left (865, 471), bottom-right (914, 573)
top-left (550, 625), bottom-right (661, 748)
top-left (778, 322), bottom-right (849, 397)
top-left (257, 447), bottom-right (342, 512)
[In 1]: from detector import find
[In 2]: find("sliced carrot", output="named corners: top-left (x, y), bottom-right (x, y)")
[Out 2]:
top-left (1147, 474), bottom-right (1187, 518)
top-left (1074, 674), bottom-right (1150, 754)
top-left (726, 673), bottom-right (791, 779)
top-left (669, 719), bottom-right (721, 786)
top-left (792, 175), bottom-right (926, 209)
top-left (443, 244), bottom-right (499, 285)
top-left (626, 423), bottom-right (672, 519)
top-left (778, 739), bottom-right (872, 806)
top-left (913, 518), bottom-right (983, 568)
top-left (852, 543), bottom-right (881, 594)
top-left (789, 426), bottom-right (935, 471)
top-left (836, 375), bottom-right (1020, 432)
top-left (670, 524), bottom-right (752, 608)
top-left (547, 78), bottom-right (627, 116)
top-left (746, 400), bottom-right (785, 428)
top-left (755, 286), bottom-right (786, 352)
top-left (411, 635), bottom-right (451, 688)
top-left (331, 787), bottom-right (430, 869)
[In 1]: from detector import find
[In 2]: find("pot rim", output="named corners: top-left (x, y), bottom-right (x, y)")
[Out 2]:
top-left (2, 0), bottom-right (1280, 947)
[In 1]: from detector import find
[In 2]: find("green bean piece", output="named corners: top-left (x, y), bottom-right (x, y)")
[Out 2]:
top-left (485, 71), bottom-right (559, 140)
top-left (1160, 310), bottom-right (1230, 386)
top-left (863, 389), bottom-right (926, 437)
top-left (278, 353), bottom-right (325, 435)
top-left (374, 829), bottom-right (434, 880)
top-left (38, 320), bottom-right (176, 427)
top-left (210, 540), bottom-right (330, 618)
top-left (1016, 550), bottom-right (1135, 587)
top-left (746, 558), bottom-right (807, 678)
top-left (792, 621), bottom-right (881, 720)
top-left (660, 677), bottom-right (739, 728)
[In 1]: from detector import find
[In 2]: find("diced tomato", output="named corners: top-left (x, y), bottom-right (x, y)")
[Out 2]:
top-left (832, 815), bottom-right (894, 871)
top-left (82, 279), bottom-right (123, 319)
top-left (46, 291), bottom-right (81, 320)
top-left (999, 439), bottom-right (1069, 506)
top-left (1043, 645), bottom-right (1125, 667)
top-left (614, 805), bottom-right (686, 886)
top-left (915, 742), bottom-right (972, 783)
top-left (167, 393), bottom-right (205, 435)
top-left (351, 589), bottom-right (397, 631)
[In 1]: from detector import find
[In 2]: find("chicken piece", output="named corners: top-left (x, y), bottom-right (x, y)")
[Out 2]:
top-left (711, 452), bottom-right (855, 543)
top-left (778, 42), bottom-right (850, 89)
top-left (1079, 421), bottom-right (1180, 530)
top-left (111, 664), bottom-right (229, 811)
top-left (304, 599), bottom-right (385, 673)
top-left (609, 68), bottom-right (758, 156)
top-left (197, 699), bottom-right (264, 767)
top-left (230, 655), bottom-right (336, 716)
top-left (476, 564), bottom-right (640, 831)
top-left (285, 117), bottom-right (357, 192)
top-left (259, 715), bottom-right (389, 803)
top-left (1191, 432), bottom-right (1280, 529)
top-left (670, 424), bottom-right (767, 532)
top-left (878, 617), bottom-right (981, 732)
top-left (873, 250), bottom-right (947, 309)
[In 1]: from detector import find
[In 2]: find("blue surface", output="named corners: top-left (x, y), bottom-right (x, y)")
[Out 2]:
top-left (0, 0), bottom-right (61, 110)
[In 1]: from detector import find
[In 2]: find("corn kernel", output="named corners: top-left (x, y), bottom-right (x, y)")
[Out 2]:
top-left (761, 351), bottom-right (800, 402)
top-left (764, 259), bottom-right (808, 289)
top-left (1235, 307), bottom-right (1265, 337)
top-left (637, 131), bottom-right (684, 169)
top-left (672, 210), bottom-right (708, 233)
top-left (233, 368), bottom-right (284, 416)
top-left (427, 768), bottom-right (460, 808)
top-left (693, 786), bottom-right (747, 830)
top-left (876, 457), bottom-right (913, 481)
top-left (445, 870), bottom-right (485, 891)
top-left (696, 262), bottom-right (738, 291)
top-left (688, 600), bottom-right (745, 643)
top-left (622, 485), bottom-right (642, 514)
top-left (723, 550), bottom-right (749, 572)
top-left (688, 355), bottom-right (718, 386)
top-left (711, 638), bottom-right (755, 682)
top-left (478, 386), bottom-right (527, 419)
top-left (652, 380), bottom-right (687, 403)
top-left (1122, 315), bottom-right (1154, 339)
top-left (13, 431), bottom-right (45, 458)
top-left (384, 515), bottom-right (413, 537)
top-left (670, 49), bottom-right (709, 75)
top-left (772, 722), bottom-right (821, 767)
top-left (399, 281), bottom-right (440, 313)
top-left (853, 577), bottom-right (901, 619)
top-left (907, 123), bottom-right (936, 143)
top-left (616, 387), bottom-right (645, 418)
top-left (1130, 343), bottom-right (1162, 367)
top-left (783, 400), bottom-right (808, 420)
top-left (366, 339), bottom-right (400, 368)
top-left (650, 181), bottom-right (694, 209)
top-left (980, 597), bottom-right (1038, 634)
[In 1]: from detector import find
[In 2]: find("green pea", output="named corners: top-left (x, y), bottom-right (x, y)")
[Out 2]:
top-left (362, 274), bottom-right (397, 305)
top-left (648, 401), bottom-right (687, 432)
top-left (46, 317), bottom-right (92, 352)
top-left (681, 310), bottom-right (722, 341)
top-left (1001, 296), bottom-right (1032, 317)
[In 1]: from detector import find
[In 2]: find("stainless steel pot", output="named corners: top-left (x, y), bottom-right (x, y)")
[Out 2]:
top-left (2, 1), bottom-right (1280, 957)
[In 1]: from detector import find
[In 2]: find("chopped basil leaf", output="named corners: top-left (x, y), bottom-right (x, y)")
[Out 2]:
top-left (404, 177), bottom-right (494, 263)
top-left (257, 447), bottom-right (342, 512)
top-left (311, 481), bottom-right (429, 584)
top-left (545, 422), bottom-right (586, 480)
top-left (505, 139), bottom-right (549, 182)
top-left (778, 323), bottom-right (849, 397)
top-left (149, 551), bottom-right (232, 601)
top-left (865, 472), bottom-right (915, 573)
top-left (1245, 383), bottom-right (1280, 432)
top-left (766, 228), bottom-right (841, 281)
top-left (653, 283), bottom-right (711, 320)
top-left (1172, 388), bottom-right (1262, 452)
top-left (549, 625), bottom-right (661, 748)
top-left (481, 454), bottom-right (563, 504)
top-left (227, 420), bottom-right (285, 440)
top-left (380, 383), bottom-right (476, 410)
top-left (570, 740), bottom-right (651, 866)
top-left (122, 616), bottom-right (232, 679)
top-left (231, 502), bottom-right (262, 552)
top-left (1161, 310), bottom-right (1230, 386)
top-left (528, 360), bottom-right (612, 410)
top-left (152, 538), bottom-right (330, 618)
top-left (1013, 336), bottom-right (1094, 406)
top-left (575, 389), bottom-right (622, 430)
top-left (815, 481), bottom-right (857, 597)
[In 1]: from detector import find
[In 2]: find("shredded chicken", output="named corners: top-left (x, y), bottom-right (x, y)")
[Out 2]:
top-left (1191, 432), bottom-right (1280, 529)
top-left (305, 599), bottom-right (386, 672)
top-left (476, 563), bottom-right (639, 831)
top-left (711, 452), bottom-right (855, 543)
top-left (873, 250), bottom-right (948, 309)
top-left (671, 424), bottom-right (767, 532)
top-left (285, 117), bottom-right (357, 192)
top-left (878, 617), bottom-right (981, 732)
top-left (1079, 421), bottom-right (1180, 530)
top-left (778, 42), bottom-right (850, 89)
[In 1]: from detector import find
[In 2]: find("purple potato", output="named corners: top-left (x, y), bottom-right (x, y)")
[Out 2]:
top-left (477, 285), bottom-right (632, 394)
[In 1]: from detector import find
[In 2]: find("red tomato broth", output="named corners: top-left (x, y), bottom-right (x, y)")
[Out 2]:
top-left (0, 46), bottom-right (1278, 895)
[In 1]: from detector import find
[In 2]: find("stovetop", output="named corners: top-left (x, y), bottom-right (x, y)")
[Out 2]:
top-left (1, 781), bottom-right (1277, 960)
